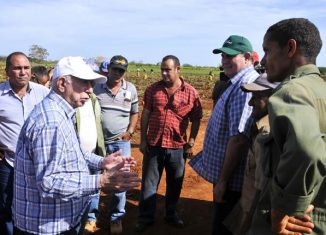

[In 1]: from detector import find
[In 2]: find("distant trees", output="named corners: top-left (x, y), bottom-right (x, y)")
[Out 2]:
top-left (28, 45), bottom-right (49, 61)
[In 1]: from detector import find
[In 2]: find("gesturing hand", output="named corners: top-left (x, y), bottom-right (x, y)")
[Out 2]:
top-left (100, 170), bottom-right (141, 193)
top-left (101, 150), bottom-right (137, 172)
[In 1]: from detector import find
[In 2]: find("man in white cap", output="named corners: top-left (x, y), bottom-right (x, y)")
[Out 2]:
top-left (12, 56), bottom-right (141, 235)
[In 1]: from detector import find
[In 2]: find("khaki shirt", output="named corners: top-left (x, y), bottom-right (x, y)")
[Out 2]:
top-left (264, 64), bottom-right (326, 227)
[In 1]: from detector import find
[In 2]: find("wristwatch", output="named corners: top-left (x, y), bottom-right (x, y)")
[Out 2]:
top-left (127, 130), bottom-right (134, 137)
top-left (187, 142), bottom-right (194, 147)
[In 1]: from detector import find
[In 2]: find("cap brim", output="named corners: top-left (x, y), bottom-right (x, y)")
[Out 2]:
top-left (72, 71), bottom-right (107, 84)
top-left (241, 83), bottom-right (273, 92)
top-left (110, 64), bottom-right (127, 71)
top-left (212, 47), bottom-right (241, 55)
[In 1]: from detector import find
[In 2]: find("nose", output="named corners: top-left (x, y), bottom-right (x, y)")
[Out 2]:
top-left (19, 68), bottom-right (27, 75)
top-left (248, 96), bottom-right (255, 107)
top-left (85, 81), bottom-right (94, 94)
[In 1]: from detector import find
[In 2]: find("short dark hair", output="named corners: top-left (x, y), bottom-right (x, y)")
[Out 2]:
top-left (162, 55), bottom-right (180, 67)
top-left (6, 52), bottom-right (29, 69)
top-left (266, 18), bottom-right (322, 63)
top-left (32, 66), bottom-right (48, 76)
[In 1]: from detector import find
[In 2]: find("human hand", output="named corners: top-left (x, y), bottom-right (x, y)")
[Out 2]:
top-left (101, 150), bottom-right (137, 172)
top-left (183, 143), bottom-right (194, 159)
top-left (101, 150), bottom-right (124, 171)
top-left (213, 180), bottom-right (227, 203)
top-left (121, 132), bottom-right (132, 141)
top-left (99, 169), bottom-right (141, 193)
top-left (271, 205), bottom-right (314, 234)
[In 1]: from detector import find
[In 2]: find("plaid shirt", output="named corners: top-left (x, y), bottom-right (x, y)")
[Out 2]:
top-left (190, 66), bottom-right (258, 191)
top-left (144, 79), bottom-right (202, 148)
top-left (13, 91), bottom-right (103, 234)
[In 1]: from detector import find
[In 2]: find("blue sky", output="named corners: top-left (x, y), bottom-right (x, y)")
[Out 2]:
top-left (0, 0), bottom-right (325, 66)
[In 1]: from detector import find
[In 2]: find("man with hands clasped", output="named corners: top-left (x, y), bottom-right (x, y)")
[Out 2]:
top-left (12, 56), bottom-right (140, 235)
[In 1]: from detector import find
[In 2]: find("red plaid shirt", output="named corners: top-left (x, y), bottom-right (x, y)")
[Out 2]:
top-left (143, 79), bottom-right (202, 148)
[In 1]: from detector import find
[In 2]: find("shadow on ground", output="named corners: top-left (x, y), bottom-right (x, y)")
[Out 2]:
top-left (96, 189), bottom-right (212, 235)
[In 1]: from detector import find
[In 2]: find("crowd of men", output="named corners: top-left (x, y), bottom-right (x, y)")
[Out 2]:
top-left (0, 17), bottom-right (325, 235)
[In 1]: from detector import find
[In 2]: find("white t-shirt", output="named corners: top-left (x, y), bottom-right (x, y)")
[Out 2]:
top-left (78, 99), bottom-right (97, 153)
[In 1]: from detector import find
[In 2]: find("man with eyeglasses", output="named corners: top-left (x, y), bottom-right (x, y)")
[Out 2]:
top-left (189, 35), bottom-right (259, 235)
top-left (0, 52), bottom-right (49, 235)
top-left (94, 55), bottom-right (139, 235)
top-left (12, 56), bottom-right (141, 235)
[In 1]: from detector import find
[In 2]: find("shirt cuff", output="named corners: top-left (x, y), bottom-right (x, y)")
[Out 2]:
top-left (82, 174), bottom-right (100, 195)
top-left (271, 180), bottom-right (314, 216)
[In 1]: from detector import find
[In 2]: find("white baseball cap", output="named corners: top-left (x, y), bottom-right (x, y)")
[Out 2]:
top-left (53, 56), bottom-right (107, 84)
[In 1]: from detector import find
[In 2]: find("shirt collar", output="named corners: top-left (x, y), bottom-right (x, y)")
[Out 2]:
top-left (229, 65), bottom-right (255, 84)
top-left (1, 81), bottom-right (33, 95)
top-left (48, 90), bottom-right (76, 119)
top-left (291, 64), bottom-right (320, 79)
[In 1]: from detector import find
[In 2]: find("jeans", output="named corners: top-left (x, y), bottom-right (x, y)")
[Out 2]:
top-left (87, 169), bottom-right (101, 222)
top-left (0, 160), bottom-right (14, 235)
top-left (212, 190), bottom-right (241, 235)
top-left (138, 146), bottom-right (185, 223)
top-left (106, 140), bottom-right (131, 222)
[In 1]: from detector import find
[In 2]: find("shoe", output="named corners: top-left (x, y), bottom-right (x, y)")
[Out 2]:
top-left (164, 215), bottom-right (184, 228)
top-left (135, 221), bottom-right (154, 233)
top-left (110, 220), bottom-right (123, 235)
top-left (83, 221), bottom-right (97, 234)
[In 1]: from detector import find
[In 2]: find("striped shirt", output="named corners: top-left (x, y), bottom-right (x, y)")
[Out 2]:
top-left (189, 66), bottom-right (258, 191)
top-left (144, 78), bottom-right (203, 148)
top-left (94, 79), bottom-right (138, 143)
top-left (13, 91), bottom-right (103, 234)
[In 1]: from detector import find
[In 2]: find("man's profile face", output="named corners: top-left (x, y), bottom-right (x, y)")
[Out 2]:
top-left (248, 90), bottom-right (270, 120)
top-left (6, 55), bottom-right (31, 89)
top-left (63, 76), bottom-right (94, 108)
top-left (221, 53), bottom-right (246, 78)
top-left (108, 67), bottom-right (126, 81)
top-left (261, 33), bottom-right (291, 83)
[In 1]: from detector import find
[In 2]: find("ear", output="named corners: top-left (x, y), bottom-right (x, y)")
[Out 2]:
top-left (244, 52), bottom-right (252, 61)
top-left (56, 77), bottom-right (67, 93)
top-left (287, 39), bottom-right (297, 57)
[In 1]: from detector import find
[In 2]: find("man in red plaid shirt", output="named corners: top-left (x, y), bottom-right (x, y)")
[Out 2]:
top-left (136, 55), bottom-right (203, 233)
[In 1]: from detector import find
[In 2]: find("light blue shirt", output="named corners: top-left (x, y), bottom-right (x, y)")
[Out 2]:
top-left (0, 81), bottom-right (49, 166)
top-left (189, 66), bottom-right (259, 191)
top-left (13, 91), bottom-right (103, 234)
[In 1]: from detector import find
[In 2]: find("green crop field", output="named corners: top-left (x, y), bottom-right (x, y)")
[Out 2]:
top-left (0, 60), bottom-right (219, 99)
top-left (1, 59), bottom-right (325, 103)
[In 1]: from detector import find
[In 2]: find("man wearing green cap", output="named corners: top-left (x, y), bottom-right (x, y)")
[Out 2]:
top-left (190, 35), bottom-right (259, 234)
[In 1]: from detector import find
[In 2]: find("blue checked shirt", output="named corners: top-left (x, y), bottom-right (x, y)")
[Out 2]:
top-left (13, 91), bottom-right (103, 234)
top-left (190, 66), bottom-right (258, 192)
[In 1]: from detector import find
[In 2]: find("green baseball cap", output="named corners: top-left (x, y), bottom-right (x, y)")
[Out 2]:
top-left (213, 35), bottom-right (253, 55)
